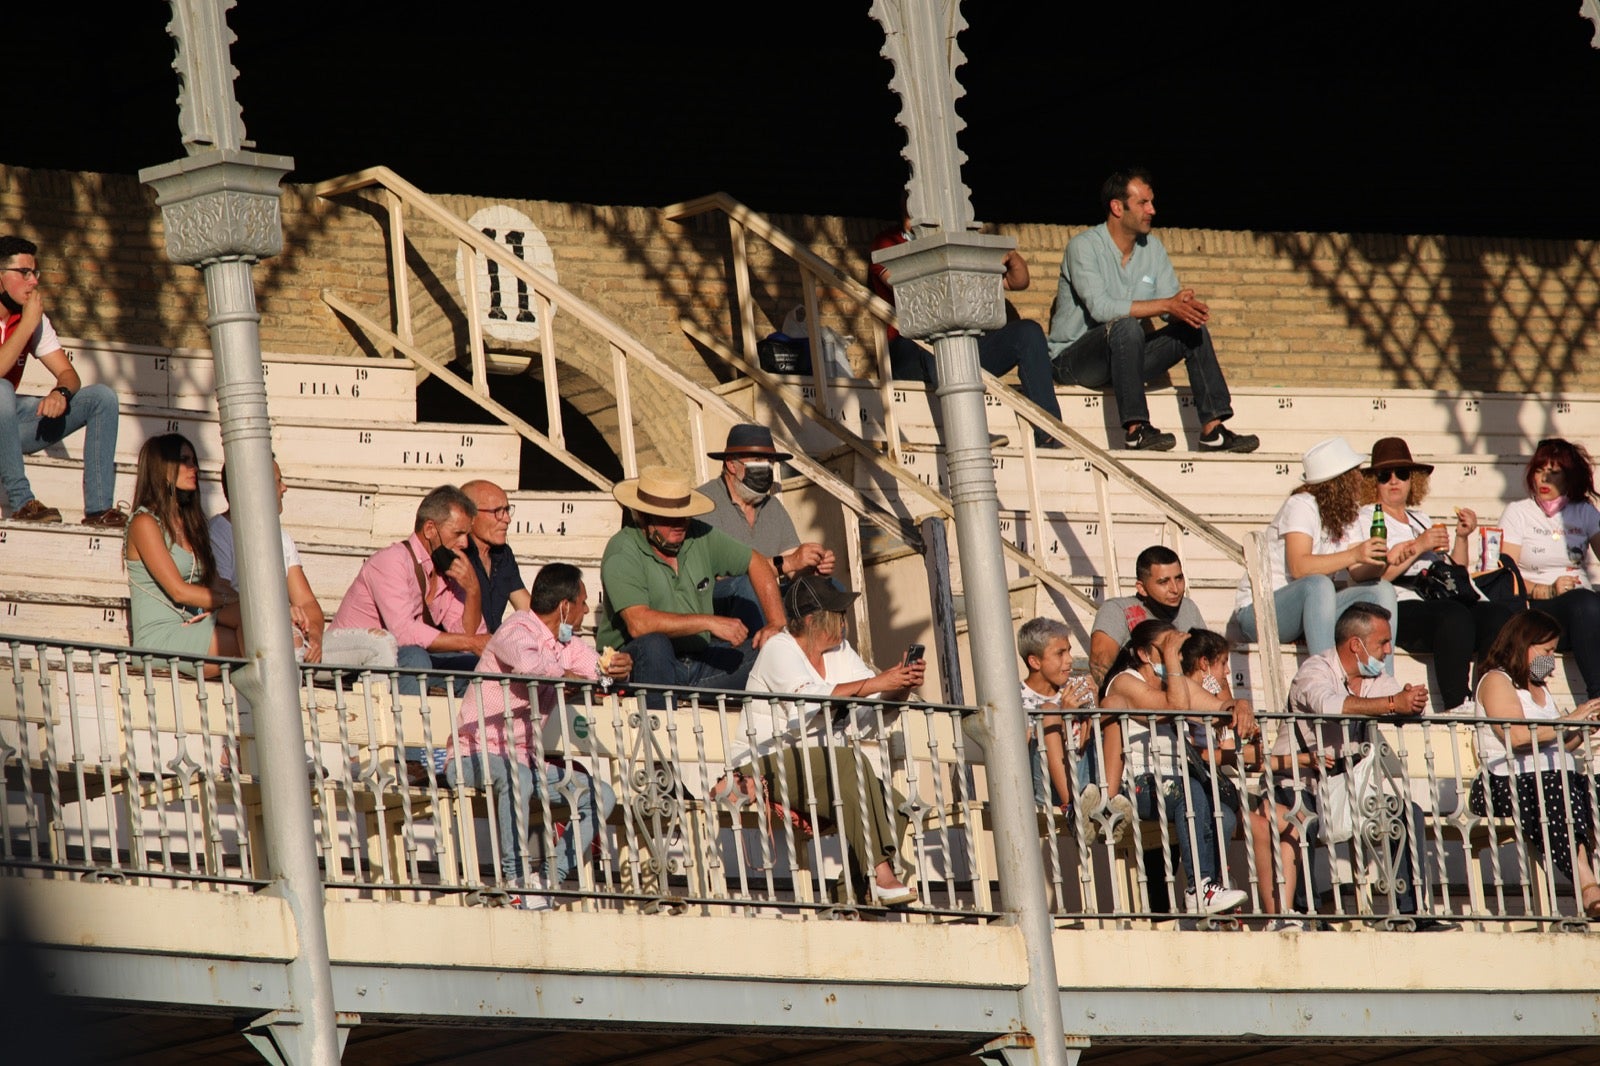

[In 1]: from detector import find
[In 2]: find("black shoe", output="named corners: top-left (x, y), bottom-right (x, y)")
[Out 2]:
top-left (1407, 917), bottom-right (1458, 933)
top-left (1197, 425), bottom-right (1261, 453)
top-left (1124, 424), bottom-right (1177, 451)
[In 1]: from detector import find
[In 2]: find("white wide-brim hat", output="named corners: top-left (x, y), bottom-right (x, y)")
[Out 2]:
top-left (612, 465), bottom-right (714, 518)
top-left (1300, 436), bottom-right (1366, 485)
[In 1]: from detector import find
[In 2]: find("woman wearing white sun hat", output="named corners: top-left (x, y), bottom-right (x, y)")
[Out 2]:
top-left (1233, 436), bottom-right (1398, 667)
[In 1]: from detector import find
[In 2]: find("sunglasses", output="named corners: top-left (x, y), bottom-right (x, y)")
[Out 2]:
top-left (1376, 468), bottom-right (1412, 483)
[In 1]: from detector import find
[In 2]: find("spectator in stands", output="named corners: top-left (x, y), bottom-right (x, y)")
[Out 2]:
top-left (595, 465), bottom-right (785, 706)
top-left (210, 459), bottom-right (396, 669)
top-left (124, 434), bottom-right (240, 669)
top-left (1178, 629), bottom-right (1296, 922)
top-left (1498, 438), bottom-right (1600, 701)
top-left (448, 563), bottom-right (631, 908)
top-left (1234, 436), bottom-right (1397, 668)
top-left (1100, 619), bottom-right (1247, 914)
top-left (697, 424), bottom-right (834, 631)
top-left (329, 484), bottom-right (489, 694)
top-left (729, 574), bottom-right (924, 906)
top-left (1469, 609), bottom-right (1600, 918)
top-left (0, 235), bottom-right (124, 526)
top-left (461, 479), bottom-right (528, 633)
top-left (1017, 617), bottom-right (1132, 839)
top-left (869, 199), bottom-right (1065, 447)
top-left (1090, 544), bottom-right (1207, 687)
top-left (1046, 170), bottom-right (1259, 454)
top-left (1353, 437), bottom-right (1512, 712)
top-left (1272, 602), bottom-right (1452, 930)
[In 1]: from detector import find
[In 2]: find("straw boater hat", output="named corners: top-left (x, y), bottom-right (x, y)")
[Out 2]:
top-left (612, 465), bottom-right (714, 518)
top-left (1299, 436), bottom-right (1366, 485)
top-left (1366, 436), bottom-right (1434, 475)
top-left (706, 424), bottom-right (793, 463)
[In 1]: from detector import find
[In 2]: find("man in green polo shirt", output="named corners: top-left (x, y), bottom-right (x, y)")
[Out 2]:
top-left (596, 465), bottom-right (786, 706)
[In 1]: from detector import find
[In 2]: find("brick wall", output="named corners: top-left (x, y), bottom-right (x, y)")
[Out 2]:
top-left (6, 162), bottom-right (1599, 404)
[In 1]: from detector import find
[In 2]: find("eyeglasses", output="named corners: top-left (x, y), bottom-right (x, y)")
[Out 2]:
top-left (1, 267), bottom-right (41, 280)
top-left (1376, 468), bottom-right (1412, 483)
top-left (486, 505), bottom-right (515, 520)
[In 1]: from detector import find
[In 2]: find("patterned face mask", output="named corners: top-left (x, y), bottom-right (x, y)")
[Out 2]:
top-left (1201, 672), bottom-right (1223, 697)
top-left (1529, 653), bottom-right (1557, 683)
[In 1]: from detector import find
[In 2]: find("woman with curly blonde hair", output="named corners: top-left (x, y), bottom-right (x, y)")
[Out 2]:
top-left (1233, 437), bottom-right (1397, 663)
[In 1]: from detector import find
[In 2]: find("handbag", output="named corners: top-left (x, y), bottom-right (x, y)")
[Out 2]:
top-left (1404, 560), bottom-right (1479, 606)
top-left (1296, 721), bottom-right (1405, 844)
top-left (1394, 510), bottom-right (1479, 605)
top-left (1472, 554), bottom-right (1529, 612)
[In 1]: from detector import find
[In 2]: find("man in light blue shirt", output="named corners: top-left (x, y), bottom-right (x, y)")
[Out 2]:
top-left (1047, 169), bottom-right (1259, 454)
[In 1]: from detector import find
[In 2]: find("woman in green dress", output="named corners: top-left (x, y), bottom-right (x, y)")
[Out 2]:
top-left (125, 433), bottom-right (240, 670)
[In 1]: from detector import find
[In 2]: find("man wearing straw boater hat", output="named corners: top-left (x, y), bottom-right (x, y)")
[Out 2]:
top-left (697, 424), bottom-right (835, 631)
top-left (596, 465), bottom-right (785, 704)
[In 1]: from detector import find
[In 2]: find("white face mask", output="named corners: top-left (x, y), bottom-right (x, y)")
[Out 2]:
top-left (556, 602), bottom-right (574, 644)
top-left (1201, 672), bottom-right (1223, 697)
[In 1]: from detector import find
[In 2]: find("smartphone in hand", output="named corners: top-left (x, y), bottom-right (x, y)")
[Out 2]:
top-left (904, 643), bottom-right (925, 665)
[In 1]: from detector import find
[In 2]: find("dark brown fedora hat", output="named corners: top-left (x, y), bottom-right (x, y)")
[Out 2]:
top-left (1366, 437), bottom-right (1434, 475)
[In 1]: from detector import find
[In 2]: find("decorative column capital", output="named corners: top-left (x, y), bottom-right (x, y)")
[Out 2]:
top-left (871, 231), bottom-right (1014, 340)
top-left (139, 147), bottom-right (295, 267)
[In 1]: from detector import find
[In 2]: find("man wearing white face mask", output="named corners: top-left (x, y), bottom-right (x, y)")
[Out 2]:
top-left (450, 562), bottom-right (632, 907)
top-left (1273, 602), bottom-right (1451, 929)
top-left (698, 424), bottom-right (835, 631)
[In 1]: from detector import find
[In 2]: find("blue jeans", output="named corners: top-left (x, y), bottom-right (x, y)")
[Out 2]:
top-left (0, 381), bottom-right (120, 513)
top-left (621, 631), bottom-right (758, 709)
top-left (712, 574), bottom-right (767, 635)
top-left (890, 319), bottom-right (1064, 445)
top-left (1133, 770), bottom-right (1238, 888)
top-left (1051, 317), bottom-right (1232, 430)
top-left (395, 645), bottom-right (478, 695)
top-left (1235, 576), bottom-right (1398, 670)
top-left (448, 752), bottom-right (617, 883)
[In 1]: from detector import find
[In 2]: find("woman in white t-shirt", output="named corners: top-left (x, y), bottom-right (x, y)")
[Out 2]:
top-left (1498, 438), bottom-right (1600, 701)
top-left (1351, 437), bottom-right (1514, 712)
top-left (1469, 610), bottom-right (1600, 918)
top-left (732, 575), bottom-right (925, 907)
top-left (1234, 437), bottom-right (1397, 661)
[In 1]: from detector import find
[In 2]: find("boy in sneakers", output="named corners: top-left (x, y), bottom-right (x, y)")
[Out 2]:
top-left (1046, 170), bottom-right (1260, 454)
top-left (1017, 617), bottom-right (1133, 841)
top-left (0, 236), bottom-right (124, 527)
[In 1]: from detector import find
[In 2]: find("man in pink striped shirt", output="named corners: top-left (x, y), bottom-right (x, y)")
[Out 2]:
top-left (448, 563), bottom-right (631, 905)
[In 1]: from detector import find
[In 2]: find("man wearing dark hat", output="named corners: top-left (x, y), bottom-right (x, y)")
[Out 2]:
top-left (596, 465), bottom-right (786, 703)
top-left (698, 424), bottom-right (835, 631)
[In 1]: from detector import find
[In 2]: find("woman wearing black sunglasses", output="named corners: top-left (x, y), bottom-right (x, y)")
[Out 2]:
top-left (1348, 437), bottom-right (1513, 713)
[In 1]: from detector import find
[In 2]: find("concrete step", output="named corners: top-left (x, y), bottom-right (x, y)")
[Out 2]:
top-left (759, 377), bottom-right (1600, 460)
top-left (27, 338), bottom-right (418, 422)
top-left (18, 406), bottom-right (521, 492)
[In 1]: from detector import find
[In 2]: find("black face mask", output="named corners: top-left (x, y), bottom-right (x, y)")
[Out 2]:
top-left (176, 488), bottom-right (199, 508)
top-left (0, 290), bottom-right (22, 315)
top-left (1138, 594), bottom-right (1180, 622)
top-left (740, 463), bottom-right (774, 495)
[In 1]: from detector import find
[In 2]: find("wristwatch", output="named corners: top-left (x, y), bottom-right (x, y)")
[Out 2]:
top-left (771, 553), bottom-right (785, 575)
top-left (52, 386), bottom-right (72, 403)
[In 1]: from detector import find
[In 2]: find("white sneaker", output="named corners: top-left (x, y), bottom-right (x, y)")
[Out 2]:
top-left (1185, 878), bottom-right (1247, 915)
top-left (1266, 917), bottom-right (1305, 932)
top-left (1105, 793), bottom-right (1135, 843)
top-left (510, 872), bottom-right (553, 912)
top-left (1074, 783), bottom-right (1103, 837)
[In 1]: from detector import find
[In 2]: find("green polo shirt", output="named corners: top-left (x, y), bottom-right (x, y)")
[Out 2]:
top-left (596, 522), bottom-right (754, 655)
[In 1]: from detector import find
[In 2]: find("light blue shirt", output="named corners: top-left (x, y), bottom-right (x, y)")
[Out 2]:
top-left (1046, 223), bottom-right (1182, 358)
